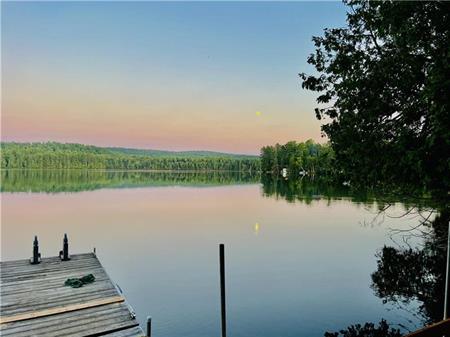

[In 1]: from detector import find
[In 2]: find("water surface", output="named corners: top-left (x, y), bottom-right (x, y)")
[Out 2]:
top-left (1, 170), bottom-right (439, 337)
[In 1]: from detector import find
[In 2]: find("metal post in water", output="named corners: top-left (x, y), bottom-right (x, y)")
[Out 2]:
top-left (30, 236), bottom-right (41, 264)
top-left (219, 244), bottom-right (227, 337)
top-left (146, 316), bottom-right (152, 337)
top-left (60, 233), bottom-right (70, 261)
top-left (444, 221), bottom-right (450, 319)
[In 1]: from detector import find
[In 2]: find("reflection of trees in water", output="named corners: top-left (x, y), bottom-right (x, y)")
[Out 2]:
top-left (260, 175), bottom-right (439, 210)
top-left (324, 320), bottom-right (402, 337)
top-left (371, 209), bottom-right (449, 326)
top-left (1, 169), bottom-right (260, 193)
top-left (262, 175), bottom-right (322, 203)
top-left (261, 175), bottom-right (449, 334)
top-left (323, 208), bottom-right (448, 336)
top-left (261, 174), bottom-right (359, 204)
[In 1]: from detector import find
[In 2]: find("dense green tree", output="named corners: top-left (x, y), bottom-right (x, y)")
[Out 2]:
top-left (300, 0), bottom-right (450, 197)
top-left (0, 142), bottom-right (260, 172)
top-left (260, 140), bottom-right (335, 177)
top-left (260, 145), bottom-right (277, 173)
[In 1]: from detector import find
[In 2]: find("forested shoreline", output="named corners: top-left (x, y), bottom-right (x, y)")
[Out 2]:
top-left (260, 140), bottom-right (335, 178)
top-left (0, 141), bottom-right (338, 177)
top-left (0, 142), bottom-right (260, 172)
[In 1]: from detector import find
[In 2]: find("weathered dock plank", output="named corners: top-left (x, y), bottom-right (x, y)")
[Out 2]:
top-left (404, 318), bottom-right (450, 337)
top-left (0, 253), bottom-right (145, 337)
top-left (0, 296), bottom-right (125, 324)
top-left (101, 326), bottom-right (146, 337)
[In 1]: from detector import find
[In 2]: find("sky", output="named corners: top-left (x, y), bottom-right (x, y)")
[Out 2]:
top-left (2, 1), bottom-right (347, 155)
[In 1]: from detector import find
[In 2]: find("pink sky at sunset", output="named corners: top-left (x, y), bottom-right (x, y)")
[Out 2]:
top-left (2, 2), bottom-right (346, 154)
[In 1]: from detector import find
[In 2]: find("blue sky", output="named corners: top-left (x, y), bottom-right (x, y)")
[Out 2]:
top-left (2, 1), bottom-right (347, 154)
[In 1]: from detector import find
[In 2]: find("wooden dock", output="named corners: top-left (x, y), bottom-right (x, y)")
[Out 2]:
top-left (404, 318), bottom-right (450, 337)
top-left (0, 253), bottom-right (145, 337)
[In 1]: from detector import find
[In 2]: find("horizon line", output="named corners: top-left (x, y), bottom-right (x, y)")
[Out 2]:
top-left (1, 139), bottom-right (262, 157)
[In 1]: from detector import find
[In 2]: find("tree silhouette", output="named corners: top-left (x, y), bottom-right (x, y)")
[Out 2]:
top-left (371, 210), bottom-right (449, 325)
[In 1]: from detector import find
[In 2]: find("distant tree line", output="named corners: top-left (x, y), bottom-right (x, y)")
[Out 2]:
top-left (260, 140), bottom-right (335, 178)
top-left (0, 142), bottom-right (260, 172)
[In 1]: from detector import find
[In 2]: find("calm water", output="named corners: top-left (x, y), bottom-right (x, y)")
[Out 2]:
top-left (1, 170), bottom-right (444, 337)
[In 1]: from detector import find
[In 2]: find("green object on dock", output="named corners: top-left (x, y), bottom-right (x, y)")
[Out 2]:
top-left (1, 253), bottom-right (144, 336)
top-left (64, 274), bottom-right (95, 288)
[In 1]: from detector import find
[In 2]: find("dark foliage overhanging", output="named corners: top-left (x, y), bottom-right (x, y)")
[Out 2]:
top-left (300, 0), bottom-right (450, 198)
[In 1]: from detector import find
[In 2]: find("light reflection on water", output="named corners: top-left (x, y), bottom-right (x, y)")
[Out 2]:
top-left (0, 170), bottom-right (433, 337)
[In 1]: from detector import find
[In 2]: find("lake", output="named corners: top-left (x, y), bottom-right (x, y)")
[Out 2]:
top-left (1, 170), bottom-right (445, 337)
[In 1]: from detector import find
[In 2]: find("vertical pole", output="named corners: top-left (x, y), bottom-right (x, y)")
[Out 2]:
top-left (146, 316), bottom-right (152, 337)
top-left (61, 233), bottom-right (70, 261)
top-left (31, 236), bottom-right (40, 264)
top-left (63, 233), bottom-right (69, 260)
top-left (444, 221), bottom-right (450, 319)
top-left (220, 244), bottom-right (227, 337)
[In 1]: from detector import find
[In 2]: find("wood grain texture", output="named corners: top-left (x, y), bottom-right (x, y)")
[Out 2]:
top-left (0, 253), bottom-right (144, 337)
top-left (0, 295), bottom-right (125, 324)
